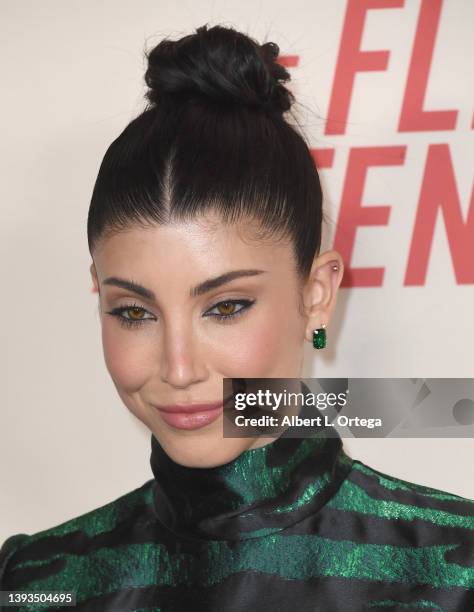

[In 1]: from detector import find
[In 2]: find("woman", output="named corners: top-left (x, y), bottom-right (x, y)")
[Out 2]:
top-left (1, 24), bottom-right (473, 612)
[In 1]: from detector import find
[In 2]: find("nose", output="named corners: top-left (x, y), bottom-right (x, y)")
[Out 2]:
top-left (159, 323), bottom-right (207, 388)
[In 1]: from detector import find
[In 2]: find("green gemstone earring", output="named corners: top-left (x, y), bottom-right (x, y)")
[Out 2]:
top-left (313, 324), bottom-right (326, 349)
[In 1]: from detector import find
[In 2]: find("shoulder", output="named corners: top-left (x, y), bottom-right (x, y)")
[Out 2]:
top-left (333, 455), bottom-right (474, 530)
top-left (0, 478), bottom-right (155, 589)
top-left (0, 533), bottom-right (30, 586)
top-left (350, 458), bottom-right (474, 506)
top-left (330, 457), bottom-right (474, 590)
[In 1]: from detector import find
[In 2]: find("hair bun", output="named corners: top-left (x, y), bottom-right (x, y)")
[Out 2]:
top-left (144, 24), bottom-right (294, 114)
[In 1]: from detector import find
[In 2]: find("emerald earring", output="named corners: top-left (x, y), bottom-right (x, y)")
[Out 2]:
top-left (313, 324), bottom-right (326, 349)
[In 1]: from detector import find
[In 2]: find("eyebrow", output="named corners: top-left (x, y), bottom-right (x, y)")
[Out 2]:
top-left (102, 269), bottom-right (267, 301)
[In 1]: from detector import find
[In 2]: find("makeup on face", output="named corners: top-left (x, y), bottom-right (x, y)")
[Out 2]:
top-left (153, 401), bottom-right (224, 430)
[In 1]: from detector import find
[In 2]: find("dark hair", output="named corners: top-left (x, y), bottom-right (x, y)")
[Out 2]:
top-left (87, 23), bottom-right (323, 283)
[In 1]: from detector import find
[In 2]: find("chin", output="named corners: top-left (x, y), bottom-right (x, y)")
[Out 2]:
top-left (157, 428), bottom-right (249, 468)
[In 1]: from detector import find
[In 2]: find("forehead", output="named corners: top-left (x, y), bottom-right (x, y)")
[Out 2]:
top-left (93, 214), bottom-right (292, 273)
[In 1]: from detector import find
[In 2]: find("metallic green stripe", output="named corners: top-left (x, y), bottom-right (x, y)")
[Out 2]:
top-left (329, 478), bottom-right (474, 530)
top-left (15, 532), bottom-right (473, 594)
top-left (14, 485), bottom-right (154, 547)
top-left (352, 461), bottom-right (474, 503)
top-left (367, 600), bottom-right (443, 610)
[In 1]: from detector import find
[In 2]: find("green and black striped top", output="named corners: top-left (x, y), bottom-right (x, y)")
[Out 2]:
top-left (1, 424), bottom-right (473, 611)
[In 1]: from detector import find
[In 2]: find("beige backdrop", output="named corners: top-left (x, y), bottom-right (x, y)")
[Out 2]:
top-left (1, 0), bottom-right (473, 542)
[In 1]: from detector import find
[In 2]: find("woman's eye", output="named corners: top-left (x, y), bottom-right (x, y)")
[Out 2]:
top-left (106, 305), bottom-right (155, 329)
top-left (106, 299), bottom-right (255, 330)
top-left (205, 299), bottom-right (255, 323)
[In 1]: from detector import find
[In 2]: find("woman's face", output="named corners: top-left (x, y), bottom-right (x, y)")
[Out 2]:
top-left (90, 212), bottom-right (341, 467)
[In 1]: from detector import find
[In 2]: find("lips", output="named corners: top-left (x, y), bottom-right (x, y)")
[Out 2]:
top-left (154, 401), bottom-right (224, 414)
top-left (153, 401), bottom-right (225, 431)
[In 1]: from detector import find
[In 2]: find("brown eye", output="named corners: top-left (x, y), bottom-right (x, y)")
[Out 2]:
top-left (128, 307), bottom-right (145, 320)
top-left (106, 304), bottom-right (155, 329)
top-left (217, 302), bottom-right (236, 316)
top-left (205, 299), bottom-right (255, 323)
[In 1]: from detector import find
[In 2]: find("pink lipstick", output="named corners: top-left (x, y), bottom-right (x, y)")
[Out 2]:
top-left (153, 401), bottom-right (224, 430)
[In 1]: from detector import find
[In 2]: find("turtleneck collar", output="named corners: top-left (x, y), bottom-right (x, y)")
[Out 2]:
top-left (150, 385), bottom-right (353, 542)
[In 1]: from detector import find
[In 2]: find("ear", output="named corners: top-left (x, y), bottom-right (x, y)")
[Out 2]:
top-left (90, 262), bottom-right (99, 294)
top-left (301, 250), bottom-right (344, 343)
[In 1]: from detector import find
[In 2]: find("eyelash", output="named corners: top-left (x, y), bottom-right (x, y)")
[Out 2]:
top-left (106, 299), bottom-right (256, 330)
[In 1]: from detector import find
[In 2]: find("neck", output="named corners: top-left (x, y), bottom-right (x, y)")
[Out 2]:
top-left (149, 388), bottom-right (353, 541)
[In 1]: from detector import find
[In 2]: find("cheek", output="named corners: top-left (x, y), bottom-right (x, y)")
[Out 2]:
top-left (101, 323), bottom-right (154, 392)
top-left (241, 317), bottom-right (281, 366)
top-left (215, 301), bottom-right (303, 376)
